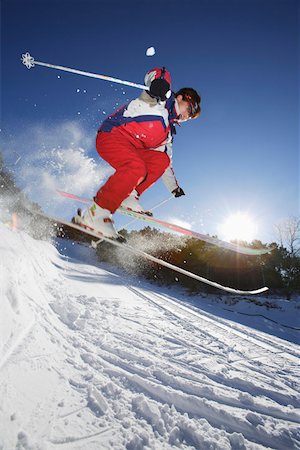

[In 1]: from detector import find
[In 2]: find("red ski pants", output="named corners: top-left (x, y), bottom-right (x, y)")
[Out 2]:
top-left (94, 132), bottom-right (170, 213)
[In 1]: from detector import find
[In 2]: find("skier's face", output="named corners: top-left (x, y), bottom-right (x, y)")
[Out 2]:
top-left (176, 95), bottom-right (193, 122)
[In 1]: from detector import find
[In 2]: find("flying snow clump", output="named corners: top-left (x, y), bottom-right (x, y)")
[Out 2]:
top-left (146, 47), bottom-right (155, 57)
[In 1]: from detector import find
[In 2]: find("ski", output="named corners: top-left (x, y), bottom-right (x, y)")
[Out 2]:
top-left (57, 190), bottom-right (270, 256)
top-left (44, 211), bottom-right (268, 295)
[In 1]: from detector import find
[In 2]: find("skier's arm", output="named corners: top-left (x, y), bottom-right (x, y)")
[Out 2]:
top-left (162, 143), bottom-right (185, 196)
top-left (162, 164), bottom-right (179, 193)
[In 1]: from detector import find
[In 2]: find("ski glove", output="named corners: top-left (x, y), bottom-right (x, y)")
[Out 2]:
top-left (149, 78), bottom-right (171, 101)
top-left (172, 187), bottom-right (185, 198)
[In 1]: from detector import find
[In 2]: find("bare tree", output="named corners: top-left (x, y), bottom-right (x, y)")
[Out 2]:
top-left (275, 216), bottom-right (300, 256)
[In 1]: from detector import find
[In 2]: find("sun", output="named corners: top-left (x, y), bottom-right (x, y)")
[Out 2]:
top-left (219, 212), bottom-right (257, 243)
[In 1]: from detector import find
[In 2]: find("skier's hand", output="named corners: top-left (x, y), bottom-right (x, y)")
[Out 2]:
top-left (172, 187), bottom-right (185, 198)
top-left (149, 78), bottom-right (171, 101)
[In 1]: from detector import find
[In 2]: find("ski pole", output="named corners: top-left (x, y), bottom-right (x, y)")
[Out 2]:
top-left (21, 52), bottom-right (149, 91)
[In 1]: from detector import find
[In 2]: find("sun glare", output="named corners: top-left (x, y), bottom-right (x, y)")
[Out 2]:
top-left (219, 212), bottom-right (257, 243)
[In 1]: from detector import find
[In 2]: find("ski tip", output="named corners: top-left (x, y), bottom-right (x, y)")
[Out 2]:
top-left (248, 286), bottom-right (269, 295)
top-left (234, 246), bottom-right (272, 256)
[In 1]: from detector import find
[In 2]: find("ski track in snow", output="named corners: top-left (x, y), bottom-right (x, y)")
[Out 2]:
top-left (0, 228), bottom-right (299, 450)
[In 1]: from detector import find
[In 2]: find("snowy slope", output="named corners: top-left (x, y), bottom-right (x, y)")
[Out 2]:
top-left (0, 227), bottom-right (299, 450)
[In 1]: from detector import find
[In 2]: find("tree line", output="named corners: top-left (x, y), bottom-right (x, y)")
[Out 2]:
top-left (96, 226), bottom-right (300, 299)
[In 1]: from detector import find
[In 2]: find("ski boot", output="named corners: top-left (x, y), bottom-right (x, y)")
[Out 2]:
top-left (72, 202), bottom-right (124, 241)
top-left (120, 190), bottom-right (152, 216)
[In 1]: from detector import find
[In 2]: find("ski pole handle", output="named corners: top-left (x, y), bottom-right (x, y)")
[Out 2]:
top-left (21, 52), bottom-right (149, 91)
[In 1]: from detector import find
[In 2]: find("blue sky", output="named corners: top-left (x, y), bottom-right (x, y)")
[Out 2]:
top-left (1, 0), bottom-right (299, 243)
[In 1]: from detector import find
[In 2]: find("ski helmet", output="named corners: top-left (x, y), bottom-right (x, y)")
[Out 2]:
top-left (175, 88), bottom-right (201, 119)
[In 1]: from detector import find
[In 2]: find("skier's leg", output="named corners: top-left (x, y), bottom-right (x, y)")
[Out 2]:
top-left (95, 132), bottom-right (147, 213)
top-left (135, 150), bottom-right (170, 196)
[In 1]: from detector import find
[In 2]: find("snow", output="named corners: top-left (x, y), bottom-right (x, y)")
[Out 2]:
top-left (6, 121), bottom-right (110, 219)
top-left (146, 47), bottom-right (156, 57)
top-left (0, 227), bottom-right (299, 449)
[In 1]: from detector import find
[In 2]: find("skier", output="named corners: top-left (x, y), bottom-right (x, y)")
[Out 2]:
top-left (74, 67), bottom-right (201, 239)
